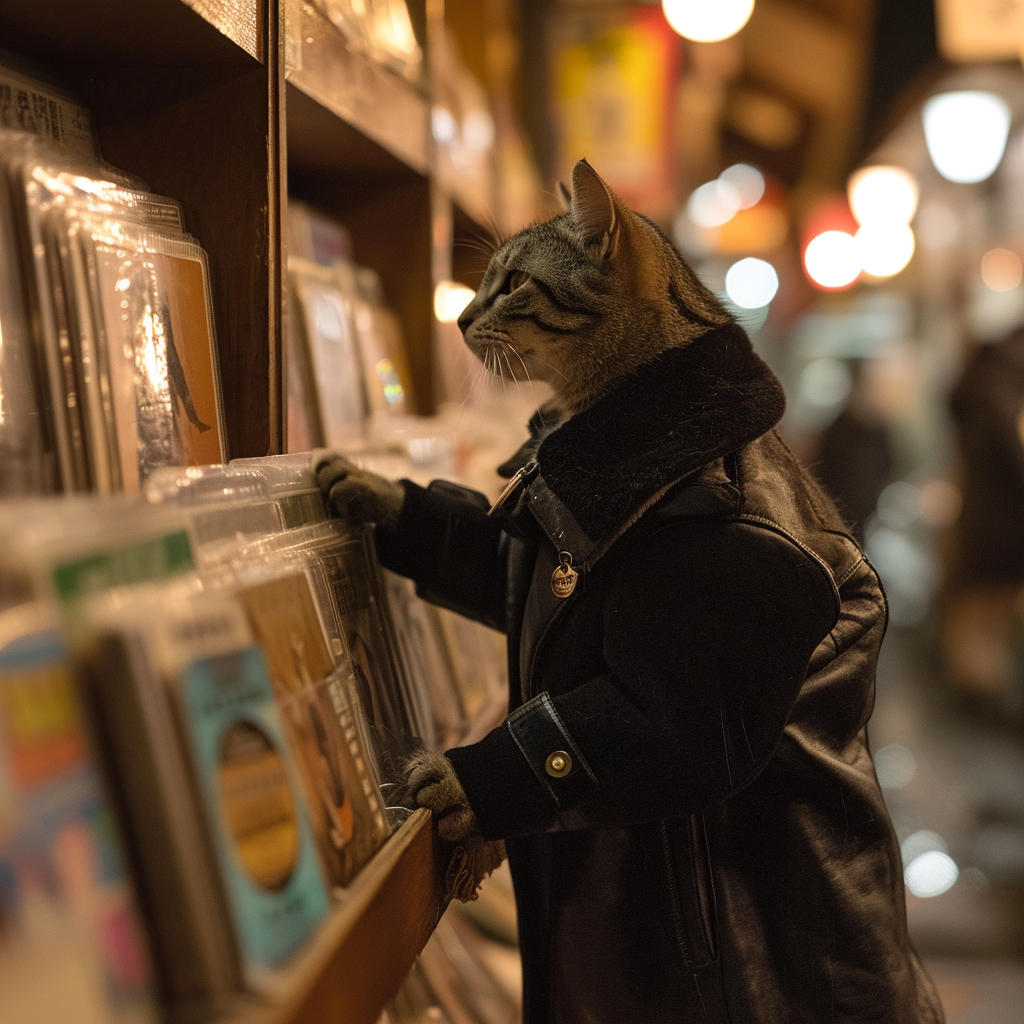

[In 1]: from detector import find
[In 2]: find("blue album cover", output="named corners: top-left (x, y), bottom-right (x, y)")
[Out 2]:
top-left (178, 645), bottom-right (330, 974)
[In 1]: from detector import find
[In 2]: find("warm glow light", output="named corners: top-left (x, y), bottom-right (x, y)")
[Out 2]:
top-left (719, 164), bottom-right (765, 209)
top-left (725, 258), bottom-right (778, 308)
top-left (923, 91), bottom-right (1011, 184)
top-left (687, 179), bottom-right (741, 228)
top-left (662, 0), bottom-right (755, 42)
top-left (434, 281), bottom-right (475, 323)
top-left (981, 248), bottom-right (1023, 291)
top-left (804, 230), bottom-right (860, 289)
top-left (855, 223), bottom-right (915, 278)
top-left (848, 166), bottom-right (918, 226)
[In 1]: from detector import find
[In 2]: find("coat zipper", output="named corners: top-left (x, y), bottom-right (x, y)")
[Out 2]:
top-left (488, 458), bottom-right (539, 516)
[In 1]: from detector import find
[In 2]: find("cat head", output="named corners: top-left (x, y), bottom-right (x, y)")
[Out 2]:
top-left (458, 159), bottom-right (731, 416)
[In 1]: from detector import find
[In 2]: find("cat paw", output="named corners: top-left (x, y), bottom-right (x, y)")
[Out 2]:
top-left (401, 750), bottom-right (478, 844)
top-left (315, 451), bottom-right (404, 527)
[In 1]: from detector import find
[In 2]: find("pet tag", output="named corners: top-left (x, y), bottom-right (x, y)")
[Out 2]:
top-left (551, 551), bottom-right (578, 599)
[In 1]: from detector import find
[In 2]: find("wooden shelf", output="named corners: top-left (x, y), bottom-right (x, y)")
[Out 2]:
top-left (285, 0), bottom-right (429, 177)
top-left (226, 809), bottom-right (443, 1024)
top-left (0, 2), bottom-right (510, 1020)
top-left (0, 0), bottom-right (258, 68)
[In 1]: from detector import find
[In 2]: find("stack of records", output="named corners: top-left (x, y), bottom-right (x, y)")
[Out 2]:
top-left (0, 67), bottom-right (225, 499)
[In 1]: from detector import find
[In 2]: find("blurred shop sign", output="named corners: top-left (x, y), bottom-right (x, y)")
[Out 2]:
top-left (548, 6), bottom-right (680, 221)
top-left (936, 0), bottom-right (1024, 63)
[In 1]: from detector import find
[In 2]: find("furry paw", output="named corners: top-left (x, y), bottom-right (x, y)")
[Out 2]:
top-left (400, 750), bottom-right (477, 844)
top-left (446, 836), bottom-right (507, 903)
top-left (315, 451), bottom-right (404, 526)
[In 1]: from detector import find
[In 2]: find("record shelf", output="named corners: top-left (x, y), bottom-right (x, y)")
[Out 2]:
top-left (0, 0), bottom-right (502, 1021)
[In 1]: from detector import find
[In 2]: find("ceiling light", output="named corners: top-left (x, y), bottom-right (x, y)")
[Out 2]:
top-left (848, 166), bottom-right (919, 226)
top-left (804, 230), bottom-right (860, 289)
top-left (725, 257), bottom-right (778, 308)
top-left (662, 0), bottom-right (755, 43)
top-left (855, 223), bottom-right (915, 278)
top-left (923, 91), bottom-right (1011, 184)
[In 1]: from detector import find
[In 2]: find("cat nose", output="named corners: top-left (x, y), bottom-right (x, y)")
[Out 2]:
top-left (457, 305), bottom-right (477, 335)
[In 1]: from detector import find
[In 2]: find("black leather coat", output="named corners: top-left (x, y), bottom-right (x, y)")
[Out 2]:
top-left (376, 324), bottom-right (943, 1024)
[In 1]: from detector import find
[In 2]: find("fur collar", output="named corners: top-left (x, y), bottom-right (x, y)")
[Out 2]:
top-left (525, 322), bottom-right (785, 541)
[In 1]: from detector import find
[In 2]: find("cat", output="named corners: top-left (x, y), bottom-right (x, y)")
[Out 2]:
top-left (317, 160), bottom-right (943, 1024)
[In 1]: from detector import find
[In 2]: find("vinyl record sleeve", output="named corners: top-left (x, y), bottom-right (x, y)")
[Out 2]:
top-left (87, 227), bottom-right (225, 490)
top-left (0, 164), bottom-right (48, 494)
top-left (80, 594), bottom-right (243, 1015)
top-left (8, 142), bottom-right (184, 492)
top-left (159, 595), bottom-right (330, 981)
top-left (352, 298), bottom-right (409, 417)
top-left (289, 259), bottom-right (366, 447)
top-left (213, 520), bottom-right (422, 783)
top-left (236, 571), bottom-right (388, 885)
top-left (0, 602), bottom-right (157, 1024)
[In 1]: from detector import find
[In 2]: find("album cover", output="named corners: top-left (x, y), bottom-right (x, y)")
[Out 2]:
top-left (218, 520), bottom-right (421, 782)
top-left (289, 258), bottom-right (366, 447)
top-left (160, 595), bottom-right (330, 980)
top-left (316, 528), bottom-right (425, 780)
top-left (88, 227), bottom-right (225, 490)
top-left (82, 614), bottom-right (242, 1014)
top-left (353, 295), bottom-right (409, 418)
top-left (0, 164), bottom-right (48, 495)
top-left (0, 601), bottom-right (157, 1024)
top-left (236, 571), bottom-right (389, 885)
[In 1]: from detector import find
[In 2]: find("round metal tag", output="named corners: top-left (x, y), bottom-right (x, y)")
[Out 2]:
top-left (551, 552), bottom-right (578, 599)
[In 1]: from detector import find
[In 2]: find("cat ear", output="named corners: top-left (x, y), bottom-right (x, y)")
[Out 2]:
top-left (571, 159), bottom-right (618, 259)
top-left (556, 180), bottom-right (572, 212)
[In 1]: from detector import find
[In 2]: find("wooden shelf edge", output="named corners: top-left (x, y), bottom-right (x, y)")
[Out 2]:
top-left (285, 2), bottom-right (429, 177)
top-left (182, 0), bottom-right (264, 60)
top-left (227, 808), bottom-right (442, 1024)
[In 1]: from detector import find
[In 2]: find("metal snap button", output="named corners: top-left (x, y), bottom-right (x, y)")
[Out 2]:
top-left (545, 750), bottom-right (572, 777)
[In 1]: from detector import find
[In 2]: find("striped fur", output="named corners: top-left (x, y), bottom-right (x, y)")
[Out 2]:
top-left (458, 160), bottom-right (732, 417)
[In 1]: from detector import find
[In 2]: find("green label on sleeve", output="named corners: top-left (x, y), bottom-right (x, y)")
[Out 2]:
top-left (53, 530), bottom-right (195, 602)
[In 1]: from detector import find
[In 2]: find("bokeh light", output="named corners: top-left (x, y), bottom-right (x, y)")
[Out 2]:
top-left (662, 0), bottom-right (755, 43)
top-left (905, 851), bottom-right (959, 898)
top-left (923, 90), bottom-right (1011, 184)
top-left (848, 166), bottom-right (918, 227)
top-left (855, 222), bottom-right (915, 278)
top-left (981, 248), bottom-right (1023, 292)
top-left (804, 230), bottom-right (860, 289)
top-left (874, 744), bottom-right (917, 789)
top-left (687, 179), bottom-right (742, 228)
top-left (724, 257), bottom-right (778, 308)
top-left (719, 164), bottom-right (765, 209)
top-left (433, 280), bottom-right (475, 323)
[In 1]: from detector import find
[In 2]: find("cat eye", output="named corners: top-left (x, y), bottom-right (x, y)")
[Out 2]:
top-left (506, 270), bottom-right (529, 292)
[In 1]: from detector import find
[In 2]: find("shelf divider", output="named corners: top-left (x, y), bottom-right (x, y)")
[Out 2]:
top-left (225, 808), bottom-right (443, 1024)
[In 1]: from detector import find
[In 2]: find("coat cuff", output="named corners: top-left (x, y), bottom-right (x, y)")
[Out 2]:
top-left (446, 692), bottom-right (598, 840)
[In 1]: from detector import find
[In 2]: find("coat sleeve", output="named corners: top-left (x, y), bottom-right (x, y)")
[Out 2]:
top-left (374, 479), bottom-right (510, 633)
top-left (446, 520), bottom-right (841, 839)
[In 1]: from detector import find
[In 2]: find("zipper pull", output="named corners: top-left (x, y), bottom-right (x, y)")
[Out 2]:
top-left (488, 458), bottom-right (538, 516)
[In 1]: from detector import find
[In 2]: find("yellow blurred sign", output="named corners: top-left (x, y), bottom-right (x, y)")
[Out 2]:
top-left (935, 0), bottom-right (1024, 63)
top-left (550, 7), bottom-right (680, 219)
